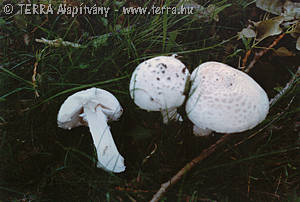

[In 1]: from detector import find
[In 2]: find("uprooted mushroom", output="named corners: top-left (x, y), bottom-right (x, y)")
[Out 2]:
top-left (57, 87), bottom-right (125, 173)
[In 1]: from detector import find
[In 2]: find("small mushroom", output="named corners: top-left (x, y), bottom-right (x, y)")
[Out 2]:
top-left (129, 55), bottom-right (190, 124)
top-left (186, 62), bottom-right (269, 136)
top-left (57, 87), bottom-right (125, 173)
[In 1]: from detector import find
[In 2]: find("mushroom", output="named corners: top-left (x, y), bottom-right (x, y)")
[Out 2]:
top-left (129, 55), bottom-right (190, 124)
top-left (186, 61), bottom-right (269, 136)
top-left (57, 87), bottom-right (125, 173)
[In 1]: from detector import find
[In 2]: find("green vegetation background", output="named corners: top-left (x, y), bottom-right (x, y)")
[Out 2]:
top-left (0, 0), bottom-right (299, 201)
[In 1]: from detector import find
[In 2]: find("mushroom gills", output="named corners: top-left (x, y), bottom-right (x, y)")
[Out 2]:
top-left (84, 104), bottom-right (125, 173)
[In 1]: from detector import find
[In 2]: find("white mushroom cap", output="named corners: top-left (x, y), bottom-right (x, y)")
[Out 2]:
top-left (129, 55), bottom-right (190, 123)
top-left (57, 87), bottom-right (125, 173)
top-left (57, 88), bottom-right (122, 129)
top-left (186, 61), bottom-right (269, 134)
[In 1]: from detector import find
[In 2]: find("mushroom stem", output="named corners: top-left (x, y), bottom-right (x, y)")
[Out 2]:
top-left (161, 107), bottom-right (183, 124)
top-left (193, 125), bottom-right (212, 136)
top-left (84, 105), bottom-right (125, 173)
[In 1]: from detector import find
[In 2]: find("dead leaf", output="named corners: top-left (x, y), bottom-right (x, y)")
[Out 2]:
top-left (283, 1), bottom-right (300, 20)
top-left (254, 16), bottom-right (284, 41)
top-left (274, 47), bottom-right (295, 56)
top-left (256, 0), bottom-right (282, 16)
top-left (256, 0), bottom-right (300, 20)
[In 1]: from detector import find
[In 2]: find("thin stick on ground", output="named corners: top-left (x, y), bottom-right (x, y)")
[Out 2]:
top-left (269, 66), bottom-right (300, 107)
top-left (32, 61), bottom-right (39, 97)
top-left (244, 33), bottom-right (286, 73)
top-left (242, 49), bottom-right (251, 68)
top-left (150, 133), bottom-right (232, 202)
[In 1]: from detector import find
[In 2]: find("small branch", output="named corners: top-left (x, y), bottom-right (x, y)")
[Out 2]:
top-left (32, 61), bottom-right (39, 97)
top-left (31, 16), bottom-right (48, 33)
top-left (115, 186), bottom-right (150, 193)
top-left (269, 66), bottom-right (299, 107)
top-left (244, 33), bottom-right (286, 73)
top-left (242, 49), bottom-right (251, 68)
top-left (150, 134), bottom-right (232, 202)
top-left (35, 38), bottom-right (83, 48)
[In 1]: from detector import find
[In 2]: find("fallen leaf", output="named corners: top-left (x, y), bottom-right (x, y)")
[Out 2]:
top-left (283, 1), bottom-right (300, 20)
top-left (256, 0), bottom-right (300, 20)
top-left (256, 0), bottom-right (282, 16)
top-left (274, 47), bottom-right (295, 56)
top-left (255, 16), bottom-right (284, 41)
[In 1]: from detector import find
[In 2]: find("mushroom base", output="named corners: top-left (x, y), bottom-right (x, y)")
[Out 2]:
top-left (193, 125), bottom-right (212, 136)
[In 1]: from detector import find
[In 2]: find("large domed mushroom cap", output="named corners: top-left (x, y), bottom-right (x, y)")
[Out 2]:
top-left (129, 55), bottom-right (190, 111)
top-left (186, 61), bottom-right (269, 134)
top-left (129, 55), bottom-right (190, 123)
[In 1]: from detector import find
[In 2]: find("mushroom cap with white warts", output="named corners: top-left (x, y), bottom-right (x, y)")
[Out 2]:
top-left (129, 55), bottom-right (190, 112)
top-left (57, 88), bottom-right (123, 129)
top-left (186, 61), bottom-right (269, 134)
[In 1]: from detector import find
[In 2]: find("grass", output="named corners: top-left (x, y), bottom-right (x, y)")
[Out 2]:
top-left (1, 0), bottom-right (299, 201)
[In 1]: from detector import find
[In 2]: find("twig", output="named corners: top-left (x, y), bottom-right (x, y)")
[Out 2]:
top-left (150, 134), bottom-right (232, 202)
top-left (35, 38), bottom-right (83, 48)
top-left (244, 33), bottom-right (286, 73)
top-left (274, 171), bottom-right (282, 197)
top-left (32, 61), bottom-right (39, 97)
top-left (242, 49), bottom-right (251, 68)
top-left (269, 66), bottom-right (300, 107)
top-left (31, 16), bottom-right (48, 33)
top-left (115, 186), bottom-right (150, 193)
